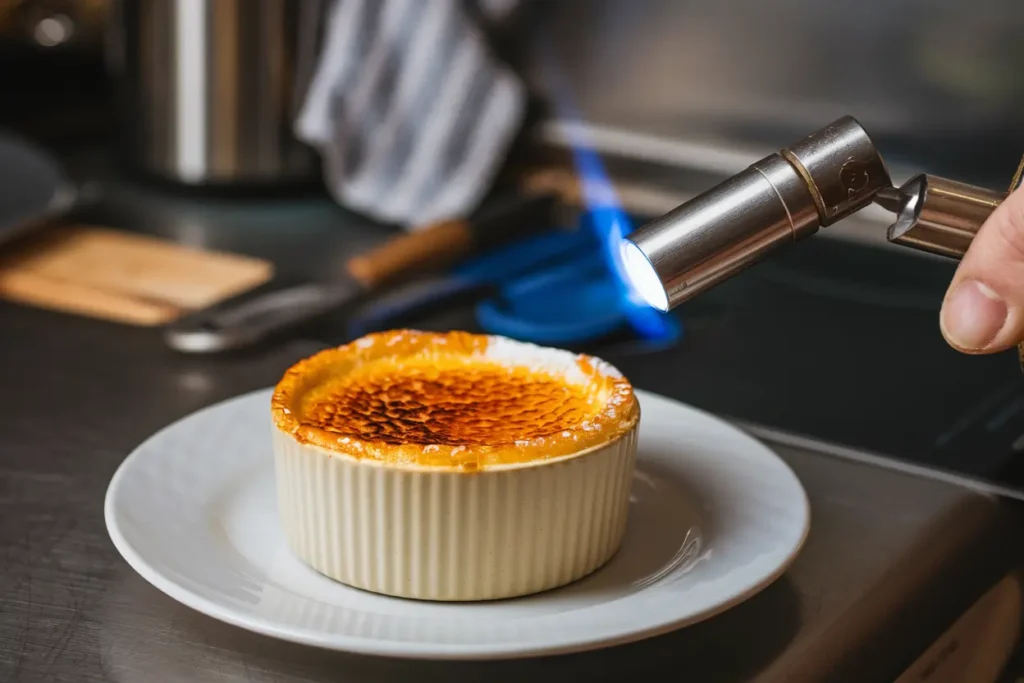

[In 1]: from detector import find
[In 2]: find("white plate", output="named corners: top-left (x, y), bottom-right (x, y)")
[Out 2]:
top-left (105, 389), bottom-right (809, 660)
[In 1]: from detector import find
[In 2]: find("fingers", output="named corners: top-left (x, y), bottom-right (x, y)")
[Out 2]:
top-left (940, 186), bottom-right (1024, 353)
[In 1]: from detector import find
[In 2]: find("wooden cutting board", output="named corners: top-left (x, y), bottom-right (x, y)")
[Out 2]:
top-left (0, 226), bottom-right (274, 325)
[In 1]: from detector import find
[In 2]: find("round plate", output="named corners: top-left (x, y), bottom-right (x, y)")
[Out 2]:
top-left (105, 389), bottom-right (809, 660)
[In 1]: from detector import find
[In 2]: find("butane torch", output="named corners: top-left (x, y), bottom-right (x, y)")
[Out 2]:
top-left (620, 115), bottom-right (1024, 314)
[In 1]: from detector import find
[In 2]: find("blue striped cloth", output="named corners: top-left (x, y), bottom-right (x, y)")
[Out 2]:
top-left (296, 0), bottom-right (526, 228)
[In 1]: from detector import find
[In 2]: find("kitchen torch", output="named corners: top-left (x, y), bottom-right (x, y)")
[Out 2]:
top-left (620, 115), bottom-right (1024, 313)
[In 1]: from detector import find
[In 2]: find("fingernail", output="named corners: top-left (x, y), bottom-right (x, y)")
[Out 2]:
top-left (941, 279), bottom-right (1007, 351)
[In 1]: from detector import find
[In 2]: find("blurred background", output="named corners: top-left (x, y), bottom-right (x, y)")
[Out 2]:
top-left (6, 0), bottom-right (1024, 172)
top-left (3, 0), bottom-right (1024, 496)
top-left (529, 0), bottom-right (1024, 185)
top-left (3, 0), bottom-right (1024, 479)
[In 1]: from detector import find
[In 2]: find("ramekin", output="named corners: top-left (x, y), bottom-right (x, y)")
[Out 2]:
top-left (272, 427), bottom-right (637, 601)
top-left (270, 331), bottom-right (639, 601)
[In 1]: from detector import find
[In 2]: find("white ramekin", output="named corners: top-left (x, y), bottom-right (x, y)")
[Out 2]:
top-left (272, 423), bottom-right (638, 602)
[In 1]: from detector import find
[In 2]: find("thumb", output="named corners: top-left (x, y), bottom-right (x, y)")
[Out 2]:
top-left (941, 185), bottom-right (1024, 354)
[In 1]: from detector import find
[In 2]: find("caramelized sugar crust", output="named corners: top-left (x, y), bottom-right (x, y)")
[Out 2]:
top-left (271, 330), bottom-right (638, 470)
top-left (302, 359), bottom-right (594, 446)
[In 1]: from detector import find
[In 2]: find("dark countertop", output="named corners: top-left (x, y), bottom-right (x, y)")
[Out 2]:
top-left (2, 169), bottom-right (1024, 682)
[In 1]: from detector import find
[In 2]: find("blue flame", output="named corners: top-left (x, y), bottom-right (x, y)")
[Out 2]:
top-left (535, 27), bottom-right (676, 342)
top-left (570, 141), bottom-right (674, 340)
top-left (552, 116), bottom-right (674, 340)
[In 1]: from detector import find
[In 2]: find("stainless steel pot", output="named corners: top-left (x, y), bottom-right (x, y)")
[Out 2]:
top-left (105, 0), bottom-right (324, 186)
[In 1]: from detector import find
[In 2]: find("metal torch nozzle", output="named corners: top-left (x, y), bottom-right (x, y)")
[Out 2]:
top-left (621, 116), bottom-right (891, 311)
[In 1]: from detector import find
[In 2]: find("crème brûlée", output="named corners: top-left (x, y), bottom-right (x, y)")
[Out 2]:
top-left (270, 330), bottom-right (641, 601)
top-left (271, 329), bottom-right (638, 470)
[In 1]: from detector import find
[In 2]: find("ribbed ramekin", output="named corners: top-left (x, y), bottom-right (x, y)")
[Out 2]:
top-left (272, 423), bottom-right (638, 602)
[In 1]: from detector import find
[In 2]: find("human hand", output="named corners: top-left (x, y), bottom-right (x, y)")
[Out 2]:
top-left (941, 184), bottom-right (1024, 354)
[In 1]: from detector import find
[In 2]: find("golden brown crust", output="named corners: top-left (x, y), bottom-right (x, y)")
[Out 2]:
top-left (271, 330), bottom-right (638, 470)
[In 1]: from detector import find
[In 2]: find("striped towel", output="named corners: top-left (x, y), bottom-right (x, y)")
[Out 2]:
top-left (296, 0), bottom-right (527, 228)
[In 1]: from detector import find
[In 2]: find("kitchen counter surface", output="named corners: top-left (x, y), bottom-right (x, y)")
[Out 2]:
top-left (1, 169), bottom-right (1022, 682)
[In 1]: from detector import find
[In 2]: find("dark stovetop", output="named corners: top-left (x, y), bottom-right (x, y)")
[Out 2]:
top-left (595, 237), bottom-right (1024, 498)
